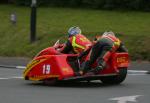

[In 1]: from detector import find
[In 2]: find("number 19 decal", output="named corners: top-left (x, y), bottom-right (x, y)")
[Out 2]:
top-left (43, 64), bottom-right (51, 74)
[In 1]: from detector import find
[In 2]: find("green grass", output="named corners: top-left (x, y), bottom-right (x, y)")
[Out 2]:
top-left (0, 5), bottom-right (150, 60)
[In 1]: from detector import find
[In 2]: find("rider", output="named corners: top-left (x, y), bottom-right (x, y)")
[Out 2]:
top-left (82, 31), bottom-right (128, 74)
top-left (60, 26), bottom-right (92, 54)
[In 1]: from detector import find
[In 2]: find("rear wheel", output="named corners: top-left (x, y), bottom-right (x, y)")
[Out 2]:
top-left (100, 68), bottom-right (127, 84)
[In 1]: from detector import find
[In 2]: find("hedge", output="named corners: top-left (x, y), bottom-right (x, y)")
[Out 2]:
top-left (13, 0), bottom-right (150, 11)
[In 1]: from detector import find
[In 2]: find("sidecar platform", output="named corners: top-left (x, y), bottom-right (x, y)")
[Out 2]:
top-left (63, 73), bottom-right (117, 81)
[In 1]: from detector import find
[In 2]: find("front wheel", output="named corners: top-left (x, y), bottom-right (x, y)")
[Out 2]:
top-left (100, 68), bottom-right (127, 84)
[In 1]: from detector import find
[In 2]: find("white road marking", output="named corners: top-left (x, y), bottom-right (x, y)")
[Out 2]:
top-left (0, 76), bottom-right (23, 80)
top-left (12, 76), bottom-right (23, 79)
top-left (128, 70), bottom-right (149, 75)
top-left (0, 78), bottom-right (10, 80)
top-left (128, 70), bottom-right (149, 73)
top-left (109, 95), bottom-right (142, 103)
top-left (16, 66), bottom-right (26, 69)
top-left (128, 74), bottom-right (147, 76)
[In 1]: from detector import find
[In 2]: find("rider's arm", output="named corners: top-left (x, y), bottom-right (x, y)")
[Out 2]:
top-left (61, 40), bottom-right (73, 53)
top-left (78, 47), bottom-right (91, 60)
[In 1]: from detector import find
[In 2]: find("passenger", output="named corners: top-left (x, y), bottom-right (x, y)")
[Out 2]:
top-left (82, 31), bottom-right (128, 75)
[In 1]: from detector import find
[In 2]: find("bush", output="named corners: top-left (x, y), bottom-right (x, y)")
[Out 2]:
top-left (14, 0), bottom-right (31, 6)
top-left (13, 0), bottom-right (150, 11)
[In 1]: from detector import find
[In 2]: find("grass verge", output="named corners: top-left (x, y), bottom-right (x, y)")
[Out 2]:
top-left (0, 5), bottom-right (150, 60)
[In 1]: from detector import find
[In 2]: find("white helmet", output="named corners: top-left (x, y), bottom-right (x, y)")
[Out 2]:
top-left (102, 31), bottom-right (115, 37)
top-left (68, 26), bottom-right (81, 37)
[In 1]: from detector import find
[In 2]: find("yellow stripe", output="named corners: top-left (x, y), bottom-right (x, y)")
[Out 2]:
top-left (23, 59), bottom-right (47, 77)
top-left (104, 36), bottom-right (120, 47)
top-left (29, 75), bottom-right (59, 81)
top-left (72, 36), bottom-right (85, 52)
top-left (114, 39), bottom-right (121, 46)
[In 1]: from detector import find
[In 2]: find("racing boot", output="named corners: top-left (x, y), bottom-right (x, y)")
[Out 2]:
top-left (84, 65), bottom-right (103, 75)
top-left (87, 59), bottom-right (106, 74)
top-left (92, 65), bottom-right (104, 74)
top-left (74, 72), bottom-right (82, 76)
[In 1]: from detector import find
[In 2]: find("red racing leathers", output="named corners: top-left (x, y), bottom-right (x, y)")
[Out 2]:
top-left (61, 34), bottom-right (92, 54)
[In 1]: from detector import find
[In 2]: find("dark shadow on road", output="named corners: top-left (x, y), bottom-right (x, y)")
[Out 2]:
top-left (25, 81), bottom-right (125, 88)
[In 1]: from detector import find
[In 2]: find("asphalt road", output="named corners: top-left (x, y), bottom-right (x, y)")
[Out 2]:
top-left (0, 66), bottom-right (150, 103)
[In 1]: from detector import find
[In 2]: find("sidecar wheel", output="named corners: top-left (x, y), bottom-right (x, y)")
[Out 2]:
top-left (100, 68), bottom-right (127, 84)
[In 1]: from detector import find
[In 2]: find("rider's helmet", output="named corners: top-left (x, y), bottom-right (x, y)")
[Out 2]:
top-left (68, 26), bottom-right (81, 37)
top-left (102, 31), bottom-right (115, 37)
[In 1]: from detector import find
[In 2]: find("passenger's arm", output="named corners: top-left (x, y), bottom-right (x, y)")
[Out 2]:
top-left (78, 47), bottom-right (91, 60)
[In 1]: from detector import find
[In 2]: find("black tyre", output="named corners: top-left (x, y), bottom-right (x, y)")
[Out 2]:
top-left (100, 68), bottom-right (127, 84)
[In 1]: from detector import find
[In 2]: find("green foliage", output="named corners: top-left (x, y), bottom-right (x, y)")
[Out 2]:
top-left (14, 0), bottom-right (31, 6)
top-left (81, 0), bottom-right (105, 8)
top-left (13, 0), bottom-right (150, 11)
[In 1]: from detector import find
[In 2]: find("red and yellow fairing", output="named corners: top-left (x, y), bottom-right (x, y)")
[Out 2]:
top-left (23, 55), bottom-right (75, 81)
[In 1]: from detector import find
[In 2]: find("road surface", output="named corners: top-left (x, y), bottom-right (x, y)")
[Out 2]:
top-left (0, 64), bottom-right (149, 103)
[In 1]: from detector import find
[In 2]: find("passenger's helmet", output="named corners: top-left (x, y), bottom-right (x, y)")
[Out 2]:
top-left (68, 26), bottom-right (81, 37)
top-left (102, 31), bottom-right (115, 37)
